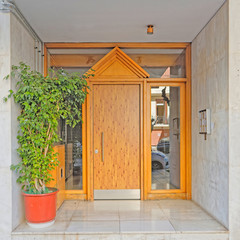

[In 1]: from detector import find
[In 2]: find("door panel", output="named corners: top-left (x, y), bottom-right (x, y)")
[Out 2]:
top-left (93, 84), bottom-right (140, 191)
top-left (150, 86), bottom-right (181, 190)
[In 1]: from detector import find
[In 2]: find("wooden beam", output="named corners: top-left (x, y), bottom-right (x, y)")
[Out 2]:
top-left (185, 44), bottom-right (192, 200)
top-left (45, 42), bottom-right (190, 49)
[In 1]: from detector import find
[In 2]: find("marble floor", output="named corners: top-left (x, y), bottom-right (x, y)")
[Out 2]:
top-left (65, 172), bottom-right (82, 190)
top-left (152, 169), bottom-right (176, 189)
top-left (12, 200), bottom-right (229, 240)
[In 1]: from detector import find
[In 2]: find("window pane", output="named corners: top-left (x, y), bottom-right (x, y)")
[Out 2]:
top-left (122, 49), bottom-right (186, 78)
top-left (58, 119), bottom-right (83, 190)
top-left (151, 86), bottom-right (180, 190)
top-left (49, 48), bottom-right (112, 69)
top-left (56, 118), bottom-right (83, 190)
top-left (54, 69), bottom-right (84, 190)
top-left (49, 48), bottom-right (186, 78)
top-left (65, 121), bottom-right (83, 190)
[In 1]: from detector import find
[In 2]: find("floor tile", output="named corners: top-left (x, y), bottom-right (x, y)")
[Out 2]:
top-left (66, 220), bottom-right (120, 233)
top-left (72, 211), bottom-right (119, 220)
top-left (118, 200), bottom-right (142, 211)
top-left (65, 235), bottom-right (121, 240)
top-left (162, 209), bottom-right (213, 220)
top-left (13, 200), bottom-right (228, 237)
top-left (83, 200), bottom-right (120, 211)
top-left (59, 200), bottom-right (79, 210)
top-left (119, 209), bottom-right (166, 220)
top-left (170, 219), bottom-right (227, 232)
top-left (13, 221), bottom-right (70, 233)
top-left (56, 209), bottom-right (75, 221)
top-left (158, 200), bottom-right (196, 207)
top-left (147, 233), bottom-right (228, 240)
top-left (120, 220), bottom-right (175, 233)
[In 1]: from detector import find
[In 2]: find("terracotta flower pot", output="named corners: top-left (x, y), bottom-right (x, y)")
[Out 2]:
top-left (22, 188), bottom-right (59, 228)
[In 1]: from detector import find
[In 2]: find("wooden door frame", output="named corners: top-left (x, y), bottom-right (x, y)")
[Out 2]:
top-left (145, 82), bottom-right (186, 200)
top-left (44, 42), bottom-right (192, 201)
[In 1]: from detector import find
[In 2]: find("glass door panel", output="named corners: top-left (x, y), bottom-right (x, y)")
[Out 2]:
top-left (55, 67), bottom-right (85, 191)
top-left (150, 86), bottom-right (181, 190)
top-left (65, 121), bottom-right (83, 190)
top-left (57, 111), bottom-right (83, 190)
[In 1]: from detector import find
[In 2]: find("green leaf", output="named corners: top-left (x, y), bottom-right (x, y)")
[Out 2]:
top-left (4, 62), bottom-right (92, 192)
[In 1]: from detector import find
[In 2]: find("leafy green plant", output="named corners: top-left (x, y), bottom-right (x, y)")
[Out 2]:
top-left (4, 62), bottom-right (92, 194)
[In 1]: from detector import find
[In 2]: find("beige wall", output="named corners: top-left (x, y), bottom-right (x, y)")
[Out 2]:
top-left (191, 2), bottom-right (229, 228)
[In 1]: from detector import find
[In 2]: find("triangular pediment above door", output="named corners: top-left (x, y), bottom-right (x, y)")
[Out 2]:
top-left (89, 47), bottom-right (149, 78)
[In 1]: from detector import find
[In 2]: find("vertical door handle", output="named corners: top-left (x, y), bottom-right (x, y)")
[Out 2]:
top-left (102, 132), bottom-right (104, 163)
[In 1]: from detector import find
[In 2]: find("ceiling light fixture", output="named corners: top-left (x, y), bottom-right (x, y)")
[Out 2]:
top-left (147, 25), bottom-right (154, 35)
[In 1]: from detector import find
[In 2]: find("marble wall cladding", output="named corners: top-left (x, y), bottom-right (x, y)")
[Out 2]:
top-left (0, 112), bottom-right (11, 167)
top-left (0, 13), bottom-right (10, 55)
top-left (0, 13), bottom-right (11, 114)
top-left (191, 2), bottom-right (229, 228)
top-left (0, 12), bottom-right (12, 239)
top-left (10, 14), bottom-right (35, 69)
top-left (10, 14), bottom-right (36, 230)
top-left (11, 233), bottom-right (229, 240)
top-left (229, 0), bottom-right (240, 239)
top-left (0, 168), bottom-right (12, 237)
top-left (0, 12), bottom-right (41, 237)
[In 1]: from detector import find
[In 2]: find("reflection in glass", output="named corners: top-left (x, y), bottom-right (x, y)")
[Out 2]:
top-left (57, 115), bottom-right (83, 190)
top-left (151, 86), bottom-right (180, 190)
top-left (122, 48), bottom-right (186, 78)
top-left (54, 67), bottom-right (86, 190)
top-left (65, 121), bottom-right (83, 190)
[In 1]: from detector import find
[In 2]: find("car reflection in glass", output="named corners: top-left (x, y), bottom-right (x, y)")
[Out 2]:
top-left (151, 151), bottom-right (169, 170)
top-left (157, 137), bottom-right (170, 154)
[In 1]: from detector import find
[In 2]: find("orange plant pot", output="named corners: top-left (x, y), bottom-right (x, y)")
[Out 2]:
top-left (22, 188), bottom-right (59, 224)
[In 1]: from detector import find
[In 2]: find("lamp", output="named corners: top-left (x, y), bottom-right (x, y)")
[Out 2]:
top-left (147, 25), bottom-right (154, 35)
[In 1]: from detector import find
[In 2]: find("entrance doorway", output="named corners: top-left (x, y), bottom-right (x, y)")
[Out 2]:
top-left (45, 43), bottom-right (191, 202)
top-left (93, 84), bottom-right (141, 199)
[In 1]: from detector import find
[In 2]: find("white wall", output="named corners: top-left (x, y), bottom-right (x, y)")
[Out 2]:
top-left (191, 2), bottom-right (229, 228)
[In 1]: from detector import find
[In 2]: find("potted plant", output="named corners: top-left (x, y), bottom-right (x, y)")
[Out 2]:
top-left (4, 63), bottom-right (91, 228)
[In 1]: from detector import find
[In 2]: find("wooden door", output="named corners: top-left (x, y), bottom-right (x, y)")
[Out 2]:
top-left (93, 84), bottom-right (140, 198)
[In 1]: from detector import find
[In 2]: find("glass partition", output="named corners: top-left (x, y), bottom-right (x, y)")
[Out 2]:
top-left (122, 49), bottom-right (186, 78)
top-left (151, 86), bottom-right (180, 190)
top-left (58, 117), bottom-right (83, 190)
top-left (55, 67), bottom-right (85, 190)
top-left (48, 48), bottom-right (186, 78)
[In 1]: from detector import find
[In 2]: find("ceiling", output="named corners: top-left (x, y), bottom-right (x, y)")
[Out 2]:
top-left (13, 0), bottom-right (226, 43)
